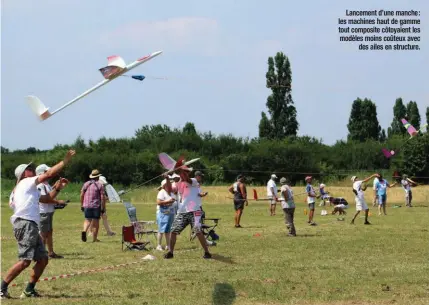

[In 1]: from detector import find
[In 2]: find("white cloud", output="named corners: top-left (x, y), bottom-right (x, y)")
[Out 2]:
top-left (99, 17), bottom-right (222, 56)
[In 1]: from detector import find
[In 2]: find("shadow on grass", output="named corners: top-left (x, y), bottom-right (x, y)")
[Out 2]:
top-left (211, 254), bottom-right (235, 264)
top-left (212, 283), bottom-right (236, 305)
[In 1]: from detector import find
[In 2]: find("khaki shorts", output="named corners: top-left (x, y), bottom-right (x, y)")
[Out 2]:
top-left (40, 212), bottom-right (54, 232)
top-left (13, 218), bottom-right (48, 261)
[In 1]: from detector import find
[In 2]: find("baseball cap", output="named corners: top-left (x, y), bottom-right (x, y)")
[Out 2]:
top-left (194, 171), bottom-right (204, 177)
top-left (170, 173), bottom-right (180, 179)
top-left (237, 174), bottom-right (244, 180)
top-left (351, 176), bottom-right (357, 182)
top-left (36, 164), bottom-right (51, 176)
top-left (280, 177), bottom-right (287, 184)
top-left (305, 176), bottom-right (312, 182)
top-left (320, 183), bottom-right (326, 188)
top-left (271, 174), bottom-right (277, 179)
top-left (14, 162), bottom-right (33, 181)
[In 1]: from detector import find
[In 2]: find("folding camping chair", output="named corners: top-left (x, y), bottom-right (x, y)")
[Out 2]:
top-left (123, 201), bottom-right (157, 249)
top-left (190, 217), bottom-right (221, 246)
top-left (122, 225), bottom-right (151, 251)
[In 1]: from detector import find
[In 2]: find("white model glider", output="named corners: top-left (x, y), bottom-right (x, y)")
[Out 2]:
top-left (26, 51), bottom-right (163, 121)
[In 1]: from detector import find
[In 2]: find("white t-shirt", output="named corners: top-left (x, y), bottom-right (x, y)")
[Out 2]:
top-left (353, 181), bottom-right (365, 201)
top-left (177, 178), bottom-right (201, 213)
top-left (156, 189), bottom-right (175, 213)
top-left (267, 179), bottom-right (277, 198)
top-left (373, 177), bottom-right (379, 190)
top-left (10, 177), bottom-right (41, 226)
top-left (306, 184), bottom-right (316, 204)
top-left (280, 185), bottom-right (295, 209)
top-left (401, 179), bottom-right (411, 193)
top-left (9, 191), bottom-right (15, 210)
top-left (38, 182), bottom-right (55, 213)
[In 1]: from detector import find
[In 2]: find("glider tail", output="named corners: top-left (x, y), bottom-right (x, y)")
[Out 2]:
top-left (26, 96), bottom-right (52, 121)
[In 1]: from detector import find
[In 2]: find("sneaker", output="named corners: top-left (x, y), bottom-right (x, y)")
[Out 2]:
top-left (364, 221), bottom-right (371, 225)
top-left (203, 252), bottom-right (212, 259)
top-left (164, 252), bottom-right (174, 259)
top-left (287, 233), bottom-right (296, 237)
top-left (164, 246), bottom-right (169, 251)
top-left (107, 232), bottom-right (116, 236)
top-left (309, 222), bottom-right (317, 226)
top-left (156, 245), bottom-right (164, 251)
top-left (0, 290), bottom-right (11, 299)
top-left (20, 289), bottom-right (41, 298)
top-left (81, 231), bottom-right (87, 242)
top-left (234, 225), bottom-right (243, 228)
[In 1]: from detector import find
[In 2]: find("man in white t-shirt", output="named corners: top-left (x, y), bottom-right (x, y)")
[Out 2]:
top-left (401, 174), bottom-right (418, 207)
top-left (279, 177), bottom-right (296, 236)
top-left (305, 176), bottom-right (317, 226)
top-left (156, 178), bottom-right (176, 251)
top-left (164, 169), bottom-right (211, 259)
top-left (350, 174), bottom-right (378, 225)
top-left (267, 174), bottom-right (278, 216)
top-left (372, 174), bottom-right (380, 207)
top-left (170, 173), bottom-right (181, 215)
top-left (1, 150), bottom-right (75, 299)
top-left (36, 164), bottom-right (68, 259)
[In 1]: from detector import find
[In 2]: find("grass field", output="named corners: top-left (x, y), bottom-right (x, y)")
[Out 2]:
top-left (1, 185), bottom-right (429, 305)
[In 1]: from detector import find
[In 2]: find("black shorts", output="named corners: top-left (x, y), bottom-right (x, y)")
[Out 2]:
top-left (234, 200), bottom-right (244, 211)
top-left (84, 208), bottom-right (101, 219)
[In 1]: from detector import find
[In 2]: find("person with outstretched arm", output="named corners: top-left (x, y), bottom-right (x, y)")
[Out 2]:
top-left (1, 150), bottom-right (76, 299)
top-left (350, 173), bottom-right (379, 225)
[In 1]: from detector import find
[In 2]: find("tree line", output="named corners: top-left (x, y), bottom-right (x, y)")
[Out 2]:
top-left (1, 52), bottom-right (428, 186)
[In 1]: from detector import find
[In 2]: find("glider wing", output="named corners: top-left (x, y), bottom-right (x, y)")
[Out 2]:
top-left (159, 153), bottom-right (177, 171)
top-left (401, 119), bottom-right (418, 137)
top-left (105, 184), bottom-right (121, 203)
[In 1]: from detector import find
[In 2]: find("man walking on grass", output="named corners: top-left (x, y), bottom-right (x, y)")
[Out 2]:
top-left (164, 168), bottom-right (212, 259)
top-left (1, 150), bottom-right (76, 299)
top-left (80, 169), bottom-right (106, 243)
top-left (228, 174), bottom-right (247, 228)
top-left (350, 174), bottom-right (379, 225)
top-left (280, 177), bottom-right (296, 236)
top-left (267, 174), bottom-right (278, 216)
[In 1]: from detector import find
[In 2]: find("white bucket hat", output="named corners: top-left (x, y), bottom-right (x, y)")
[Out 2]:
top-left (271, 174), bottom-right (277, 179)
top-left (36, 164), bottom-right (51, 176)
top-left (14, 162), bottom-right (33, 181)
top-left (99, 176), bottom-right (108, 185)
top-left (351, 176), bottom-right (357, 182)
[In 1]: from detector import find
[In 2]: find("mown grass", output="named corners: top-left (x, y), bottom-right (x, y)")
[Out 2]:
top-left (1, 185), bottom-right (429, 305)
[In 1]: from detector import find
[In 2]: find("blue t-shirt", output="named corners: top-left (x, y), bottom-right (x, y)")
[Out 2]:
top-left (375, 179), bottom-right (389, 196)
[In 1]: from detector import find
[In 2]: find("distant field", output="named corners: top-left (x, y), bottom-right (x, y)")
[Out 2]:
top-left (1, 186), bottom-right (429, 305)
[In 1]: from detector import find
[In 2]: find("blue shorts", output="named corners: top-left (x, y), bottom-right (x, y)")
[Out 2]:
top-left (84, 208), bottom-right (101, 219)
top-left (378, 194), bottom-right (387, 205)
top-left (157, 211), bottom-right (174, 233)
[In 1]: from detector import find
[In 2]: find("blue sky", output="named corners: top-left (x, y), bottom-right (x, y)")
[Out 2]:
top-left (1, 0), bottom-right (428, 150)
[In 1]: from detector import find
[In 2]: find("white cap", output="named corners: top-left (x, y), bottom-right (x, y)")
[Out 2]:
top-left (99, 176), bottom-right (108, 185)
top-left (351, 176), bottom-right (357, 182)
top-left (271, 174), bottom-right (277, 179)
top-left (36, 164), bottom-right (51, 176)
top-left (320, 184), bottom-right (326, 188)
top-left (170, 173), bottom-right (180, 179)
top-left (15, 163), bottom-right (33, 180)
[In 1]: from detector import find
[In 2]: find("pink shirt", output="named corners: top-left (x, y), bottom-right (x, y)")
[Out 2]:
top-left (81, 180), bottom-right (105, 208)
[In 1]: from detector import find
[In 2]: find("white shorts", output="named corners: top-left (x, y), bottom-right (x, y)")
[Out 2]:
top-left (355, 198), bottom-right (368, 211)
top-left (268, 198), bottom-right (276, 205)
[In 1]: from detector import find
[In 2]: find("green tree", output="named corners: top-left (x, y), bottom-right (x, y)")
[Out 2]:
top-left (258, 112), bottom-right (273, 138)
top-left (426, 106), bottom-right (429, 126)
top-left (259, 52), bottom-right (298, 139)
top-left (389, 98), bottom-right (407, 137)
top-left (182, 122), bottom-right (197, 135)
top-left (347, 98), bottom-right (381, 141)
top-left (406, 101), bottom-right (421, 129)
top-left (379, 129), bottom-right (387, 142)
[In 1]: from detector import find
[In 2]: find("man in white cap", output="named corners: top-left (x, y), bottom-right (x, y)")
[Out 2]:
top-left (401, 174), bottom-right (418, 207)
top-left (156, 178), bottom-right (176, 251)
top-left (350, 174), bottom-right (378, 225)
top-left (267, 174), bottom-right (278, 216)
top-left (80, 169), bottom-right (106, 243)
top-left (372, 173), bottom-right (380, 207)
top-left (95, 176), bottom-right (116, 236)
top-left (169, 173), bottom-right (181, 216)
top-left (36, 164), bottom-right (69, 259)
top-left (164, 168), bottom-right (211, 259)
top-left (1, 150), bottom-right (76, 299)
top-left (279, 177), bottom-right (296, 236)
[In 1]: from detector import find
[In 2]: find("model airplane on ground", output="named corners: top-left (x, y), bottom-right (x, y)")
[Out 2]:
top-left (26, 51), bottom-right (163, 121)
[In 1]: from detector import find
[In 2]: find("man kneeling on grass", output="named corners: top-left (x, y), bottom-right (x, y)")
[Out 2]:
top-left (1, 150), bottom-right (76, 299)
top-left (164, 168), bottom-right (212, 259)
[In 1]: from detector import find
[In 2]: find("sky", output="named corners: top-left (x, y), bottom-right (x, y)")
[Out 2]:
top-left (1, 0), bottom-right (428, 150)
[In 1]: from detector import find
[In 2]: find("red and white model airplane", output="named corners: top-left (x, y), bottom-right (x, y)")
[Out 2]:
top-left (26, 51), bottom-right (163, 121)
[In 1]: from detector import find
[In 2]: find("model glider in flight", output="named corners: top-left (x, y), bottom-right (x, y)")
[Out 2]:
top-left (158, 152), bottom-right (200, 174)
top-left (26, 51), bottom-right (163, 121)
top-left (382, 118), bottom-right (428, 159)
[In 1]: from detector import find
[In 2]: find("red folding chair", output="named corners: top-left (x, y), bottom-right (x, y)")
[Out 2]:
top-left (122, 225), bottom-right (150, 251)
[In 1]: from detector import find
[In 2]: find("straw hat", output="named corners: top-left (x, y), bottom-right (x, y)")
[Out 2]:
top-left (89, 169), bottom-right (102, 178)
